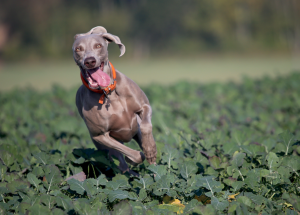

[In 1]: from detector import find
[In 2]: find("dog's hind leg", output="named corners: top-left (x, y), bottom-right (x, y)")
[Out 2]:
top-left (92, 138), bottom-right (139, 176)
top-left (92, 132), bottom-right (145, 166)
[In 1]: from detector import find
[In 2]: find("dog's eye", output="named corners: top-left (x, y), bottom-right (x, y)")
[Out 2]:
top-left (95, 44), bottom-right (101, 49)
top-left (75, 47), bottom-right (81, 52)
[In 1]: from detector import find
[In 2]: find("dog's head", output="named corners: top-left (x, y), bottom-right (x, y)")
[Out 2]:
top-left (72, 26), bottom-right (125, 89)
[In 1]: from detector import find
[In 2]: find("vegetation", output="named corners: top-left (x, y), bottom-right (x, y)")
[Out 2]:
top-left (1, 0), bottom-right (300, 60)
top-left (0, 72), bottom-right (300, 214)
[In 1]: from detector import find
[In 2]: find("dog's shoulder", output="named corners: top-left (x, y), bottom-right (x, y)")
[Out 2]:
top-left (115, 70), bottom-right (149, 104)
top-left (115, 70), bottom-right (143, 93)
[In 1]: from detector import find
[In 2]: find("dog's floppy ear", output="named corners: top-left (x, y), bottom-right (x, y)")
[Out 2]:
top-left (74, 26), bottom-right (107, 40)
top-left (101, 33), bottom-right (126, 57)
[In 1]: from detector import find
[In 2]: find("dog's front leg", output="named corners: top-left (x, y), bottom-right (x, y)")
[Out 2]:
top-left (92, 133), bottom-right (145, 165)
top-left (137, 104), bottom-right (157, 164)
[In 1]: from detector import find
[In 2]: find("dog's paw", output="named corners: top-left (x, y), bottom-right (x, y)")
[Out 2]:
top-left (125, 152), bottom-right (145, 166)
top-left (144, 150), bottom-right (157, 165)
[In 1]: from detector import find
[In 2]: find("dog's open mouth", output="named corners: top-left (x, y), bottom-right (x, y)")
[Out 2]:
top-left (84, 62), bottom-right (110, 89)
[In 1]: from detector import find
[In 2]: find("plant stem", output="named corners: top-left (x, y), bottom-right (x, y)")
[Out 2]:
top-left (1, 194), bottom-right (5, 203)
top-left (91, 164), bottom-right (97, 178)
top-left (238, 170), bottom-right (244, 181)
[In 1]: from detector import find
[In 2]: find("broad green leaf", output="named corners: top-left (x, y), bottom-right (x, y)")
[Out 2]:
top-left (0, 151), bottom-right (14, 166)
top-left (19, 202), bottom-right (31, 214)
top-left (138, 188), bottom-right (147, 201)
top-left (179, 161), bottom-right (198, 179)
top-left (237, 196), bottom-right (252, 207)
top-left (112, 200), bottom-right (132, 215)
top-left (27, 173), bottom-right (41, 189)
top-left (223, 142), bottom-right (240, 155)
top-left (235, 202), bottom-right (250, 215)
top-left (28, 203), bottom-right (51, 214)
top-left (44, 165), bottom-right (62, 193)
top-left (197, 176), bottom-right (222, 197)
top-left (32, 166), bottom-right (44, 177)
top-left (40, 194), bottom-right (55, 210)
top-left (211, 196), bottom-right (229, 211)
top-left (0, 186), bottom-right (9, 195)
top-left (209, 156), bottom-right (221, 169)
top-left (262, 138), bottom-right (277, 153)
top-left (6, 179), bottom-right (30, 193)
top-left (73, 156), bottom-right (85, 164)
top-left (244, 192), bottom-right (267, 205)
top-left (96, 174), bottom-right (107, 186)
top-left (67, 178), bottom-right (85, 195)
top-left (194, 151), bottom-right (209, 165)
top-left (278, 131), bottom-right (295, 155)
top-left (106, 179), bottom-right (129, 191)
top-left (231, 130), bottom-right (248, 146)
top-left (83, 179), bottom-right (97, 196)
top-left (33, 152), bottom-right (48, 165)
top-left (205, 166), bottom-right (219, 177)
top-left (223, 177), bottom-right (236, 186)
top-left (231, 181), bottom-right (245, 192)
top-left (3, 172), bottom-right (19, 183)
top-left (73, 198), bottom-right (92, 214)
top-left (183, 199), bottom-right (202, 213)
top-left (0, 163), bottom-right (7, 181)
top-left (69, 164), bottom-right (83, 175)
top-left (90, 196), bottom-right (103, 211)
top-left (147, 164), bottom-right (167, 180)
top-left (231, 152), bottom-right (246, 167)
top-left (130, 201), bottom-right (146, 215)
top-left (228, 202), bottom-right (238, 213)
top-left (277, 166), bottom-right (292, 184)
top-left (153, 175), bottom-right (171, 196)
top-left (52, 208), bottom-right (65, 215)
top-left (244, 169), bottom-right (261, 189)
top-left (108, 190), bottom-right (130, 202)
top-left (241, 144), bottom-right (264, 157)
top-left (266, 152), bottom-right (281, 171)
top-left (133, 176), bottom-right (154, 189)
top-left (282, 156), bottom-right (300, 175)
top-left (10, 162), bottom-right (20, 172)
top-left (161, 145), bottom-right (178, 169)
top-left (192, 204), bottom-right (216, 215)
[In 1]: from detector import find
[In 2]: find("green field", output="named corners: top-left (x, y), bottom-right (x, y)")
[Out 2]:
top-left (1, 55), bottom-right (300, 91)
top-left (0, 67), bottom-right (300, 214)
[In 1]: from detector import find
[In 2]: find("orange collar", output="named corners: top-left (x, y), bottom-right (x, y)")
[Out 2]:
top-left (80, 61), bottom-right (117, 104)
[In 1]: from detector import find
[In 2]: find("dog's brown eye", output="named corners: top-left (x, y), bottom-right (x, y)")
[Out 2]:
top-left (95, 44), bottom-right (101, 49)
top-left (75, 47), bottom-right (81, 52)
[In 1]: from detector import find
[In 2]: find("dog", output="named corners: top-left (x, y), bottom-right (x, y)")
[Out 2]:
top-left (72, 26), bottom-right (157, 175)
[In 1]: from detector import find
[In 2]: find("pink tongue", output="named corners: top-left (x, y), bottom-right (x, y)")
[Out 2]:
top-left (88, 68), bottom-right (111, 87)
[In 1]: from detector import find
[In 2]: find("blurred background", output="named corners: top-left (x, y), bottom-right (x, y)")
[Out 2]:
top-left (0, 0), bottom-right (300, 91)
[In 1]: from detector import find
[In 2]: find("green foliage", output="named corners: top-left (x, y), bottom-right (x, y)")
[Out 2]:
top-left (0, 73), bottom-right (300, 214)
top-left (2, 1), bottom-right (300, 60)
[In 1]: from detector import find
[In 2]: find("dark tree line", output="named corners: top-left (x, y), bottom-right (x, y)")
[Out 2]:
top-left (0, 0), bottom-right (299, 61)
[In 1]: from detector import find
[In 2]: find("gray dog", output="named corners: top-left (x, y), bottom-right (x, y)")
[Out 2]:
top-left (72, 26), bottom-right (157, 175)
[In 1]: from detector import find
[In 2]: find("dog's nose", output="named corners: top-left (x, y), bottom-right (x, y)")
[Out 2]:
top-left (84, 57), bottom-right (96, 68)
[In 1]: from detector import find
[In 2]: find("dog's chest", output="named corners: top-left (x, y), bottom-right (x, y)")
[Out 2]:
top-left (81, 93), bottom-right (137, 136)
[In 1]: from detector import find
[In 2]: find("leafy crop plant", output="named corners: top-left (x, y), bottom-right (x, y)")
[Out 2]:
top-left (0, 72), bottom-right (300, 214)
